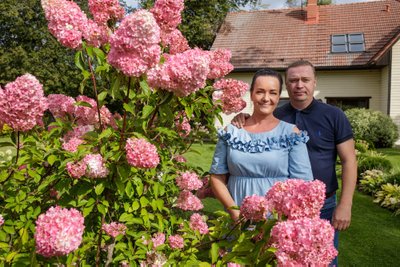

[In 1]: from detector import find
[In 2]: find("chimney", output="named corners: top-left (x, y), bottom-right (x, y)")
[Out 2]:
top-left (385, 4), bottom-right (391, 12)
top-left (306, 0), bottom-right (319, 24)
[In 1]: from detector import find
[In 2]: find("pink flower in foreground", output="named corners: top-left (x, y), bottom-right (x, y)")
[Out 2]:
top-left (147, 48), bottom-right (211, 97)
top-left (83, 20), bottom-right (110, 48)
top-left (62, 137), bottom-right (84, 153)
top-left (176, 171), bottom-right (203, 191)
top-left (168, 235), bottom-right (184, 249)
top-left (35, 206), bottom-right (84, 257)
top-left (82, 154), bottom-right (109, 178)
top-left (152, 232), bottom-right (165, 248)
top-left (42, 0), bottom-right (88, 49)
top-left (189, 213), bottom-right (209, 234)
top-left (271, 218), bottom-right (337, 266)
top-left (0, 74), bottom-right (48, 132)
top-left (125, 138), bottom-right (160, 168)
top-left (213, 78), bottom-right (249, 115)
top-left (73, 96), bottom-right (115, 128)
top-left (151, 0), bottom-right (184, 32)
top-left (266, 179), bottom-right (325, 220)
top-left (207, 49), bottom-right (234, 79)
top-left (161, 29), bottom-right (190, 54)
top-left (88, 0), bottom-right (125, 25)
top-left (66, 161), bottom-right (86, 179)
top-left (240, 195), bottom-right (269, 222)
top-left (102, 222), bottom-right (127, 238)
top-left (176, 191), bottom-right (204, 211)
top-left (108, 10), bottom-right (161, 77)
top-left (0, 215), bottom-right (4, 226)
top-left (47, 94), bottom-right (76, 119)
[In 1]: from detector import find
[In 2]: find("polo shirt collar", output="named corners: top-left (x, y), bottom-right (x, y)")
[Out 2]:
top-left (288, 98), bottom-right (317, 114)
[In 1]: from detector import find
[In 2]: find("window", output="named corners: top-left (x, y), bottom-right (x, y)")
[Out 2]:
top-left (326, 97), bottom-right (370, 110)
top-left (331, 33), bottom-right (365, 53)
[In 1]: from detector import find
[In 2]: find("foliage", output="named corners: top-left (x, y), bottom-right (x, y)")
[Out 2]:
top-left (374, 183), bottom-right (400, 216)
top-left (285, 0), bottom-right (332, 8)
top-left (359, 169), bottom-right (385, 195)
top-left (345, 108), bottom-right (399, 148)
top-left (357, 152), bottom-right (393, 177)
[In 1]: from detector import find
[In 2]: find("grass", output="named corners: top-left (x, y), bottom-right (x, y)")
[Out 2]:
top-left (185, 143), bottom-right (400, 267)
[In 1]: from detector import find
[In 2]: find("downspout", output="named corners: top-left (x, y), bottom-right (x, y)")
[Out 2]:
top-left (387, 50), bottom-right (392, 115)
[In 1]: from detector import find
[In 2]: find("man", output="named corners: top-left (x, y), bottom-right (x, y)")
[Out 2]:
top-left (233, 60), bottom-right (357, 266)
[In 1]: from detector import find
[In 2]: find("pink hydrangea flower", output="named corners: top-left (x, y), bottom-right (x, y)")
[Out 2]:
top-left (176, 171), bottom-right (203, 191)
top-left (42, 0), bottom-right (89, 49)
top-left (196, 176), bottom-right (215, 199)
top-left (125, 138), bottom-right (160, 168)
top-left (270, 218), bottom-right (338, 266)
top-left (152, 232), bottom-right (165, 248)
top-left (189, 213), bottom-right (209, 234)
top-left (88, 0), bottom-right (125, 25)
top-left (265, 179), bottom-right (325, 220)
top-left (108, 10), bottom-right (161, 77)
top-left (173, 155), bottom-right (187, 163)
top-left (213, 78), bottom-right (249, 115)
top-left (47, 94), bottom-right (76, 119)
top-left (141, 251), bottom-right (167, 267)
top-left (161, 29), bottom-right (190, 54)
top-left (0, 215), bottom-right (4, 226)
top-left (207, 49), bottom-right (234, 79)
top-left (147, 48), bottom-right (211, 97)
top-left (66, 161), bottom-right (86, 179)
top-left (240, 195), bottom-right (269, 222)
top-left (62, 137), bottom-right (84, 153)
top-left (175, 111), bottom-right (191, 137)
top-left (82, 153), bottom-right (109, 178)
top-left (227, 263), bottom-right (242, 267)
top-left (61, 125), bottom-right (94, 152)
top-left (83, 20), bottom-right (110, 48)
top-left (168, 235), bottom-right (184, 249)
top-left (74, 95), bottom-right (115, 128)
top-left (0, 74), bottom-right (48, 132)
top-left (35, 206), bottom-right (85, 257)
top-left (176, 191), bottom-right (204, 211)
top-left (102, 222), bottom-right (127, 238)
top-left (151, 0), bottom-right (184, 32)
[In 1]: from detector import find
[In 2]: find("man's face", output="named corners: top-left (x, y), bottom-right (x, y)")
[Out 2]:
top-left (285, 65), bottom-right (316, 106)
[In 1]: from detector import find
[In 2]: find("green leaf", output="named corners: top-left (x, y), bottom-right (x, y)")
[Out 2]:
top-left (140, 79), bottom-right (151, 96)
top-left (111, 76), bottom-right (122, 99)
top-left (19, 228), bottom-right (29, 245)
top-left (97, 204), bottom-right (107, 215)
top-left (47, 154), bottom-right (57, 166)
top-left (123, 103), bottom-right (135, 114)
top-left (75, 101), bottom-right (93, 108)
top-left (95, 183), bottom-right (105, 195)
top-left (74, 51), bottom-right (85, 71)
top-left (119, 213), bottom-right (134, 222)
top-left (6, 251), bottom-right (18, 263)
top-left (142, 105), bottom-right (155, 119)
top-left (140, 196), bottom-right (149, 208)
top-left (211, 243), bottom-right (219, 263)
top-left (98, 91), bottom-right (108, 102)
top-left (132, 200), bottom-right (140, 211)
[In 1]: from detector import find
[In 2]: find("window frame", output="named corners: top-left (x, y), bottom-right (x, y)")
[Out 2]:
top-left (331, 33), bottom-right (365, 53)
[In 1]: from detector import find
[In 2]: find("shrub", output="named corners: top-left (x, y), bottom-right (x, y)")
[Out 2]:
top-left (359, 169), bottom-right (385, 195)
top-left (345, 108), bottom-right (399, 148)
top-left (357, 153), bottom-right (393, 177)
top-left (384, 172), bottom-right (400, 185)
top-left (374, 184), bottom-right (400, 216)
top-left (355, 139), bottom-right (370, 153)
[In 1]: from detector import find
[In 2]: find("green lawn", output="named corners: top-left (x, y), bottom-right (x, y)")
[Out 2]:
top-left (185, 144), bottom-right (400, 267)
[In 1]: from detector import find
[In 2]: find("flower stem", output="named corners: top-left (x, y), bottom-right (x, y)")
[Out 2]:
top-left (15, 131), bottom-right (20, 165)
top-left (120, 77), bottom-right (131, 149)
top-left (95, 215), bottom-right (105, 267)
top-left (86, 50), bottom-right (103, 131)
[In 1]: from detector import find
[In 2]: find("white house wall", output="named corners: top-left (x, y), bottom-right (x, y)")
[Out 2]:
top-left (390, 40), bottom-right (400, 146)
top-left (217, 70), bottom-right (384, 128)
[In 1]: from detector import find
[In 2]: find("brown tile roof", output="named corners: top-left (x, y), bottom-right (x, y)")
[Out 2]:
top-left (211, 0), bottom-right (400, 70)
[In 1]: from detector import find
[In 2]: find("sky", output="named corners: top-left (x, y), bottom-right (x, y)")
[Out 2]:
top-left (125, 0), bottom-right (378, 9)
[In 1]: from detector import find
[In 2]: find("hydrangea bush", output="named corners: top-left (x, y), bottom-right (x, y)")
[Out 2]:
top-left (0, 0), bottom-right (336, 265)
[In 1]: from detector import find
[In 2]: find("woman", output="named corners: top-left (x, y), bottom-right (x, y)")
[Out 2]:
top-left (210, 69), bottom-right (313, 221)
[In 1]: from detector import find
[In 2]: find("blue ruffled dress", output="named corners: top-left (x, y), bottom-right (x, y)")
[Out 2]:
top-left (210, 121), bottom-right (313, 206)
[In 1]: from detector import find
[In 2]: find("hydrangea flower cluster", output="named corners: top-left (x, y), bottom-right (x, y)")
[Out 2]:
top-left (0, 74), bottom-right (48, 132)
top-left (150, 0), bottom-right (184, 33)
top-left (173, 155), bottom-right (187, 163)
top-left (176, 171), bottom-right (203, 191)
top-left (189, 213), bottom-right (209, 234)
top-left (108, 10), bottom-right (161, 77)
top-left (74, 95), bottom-right (115, 128)
top-left (152, 232), bottom-right (165, 248)
top-left (212, 78), bottom-right (249, 114)
top-left (0, 215), bottom-right (4, 226)
top-left (271, 218), bottom-right (338, 266)
top-left (207, 49), bottom-right (234, 80)
top-left (125, 138), bottom-right (160, 168)
top-left (88, 0), bottom-right (125, 25)
top-left (102, 222), bottom-right (127, 238)
top-left (61, 125), bottom-right (94, 153)
top-left (66, 153), bottom-right (108, 179)
top-left (34, 206), bottom-right (85, 257)
top-left (141, 251), bottom-right (167, 267)
top-left (147, 48), bottom-right (211, 97)
top-left (240, 195), bottom-right (270, 222)
top-left (62, 137), bottom-right (84, 153)
top-left (168, 235), bottom-right (184, 249)
top-left (175, 111), bottom-right (191, 137)
top-left (265, 179), bottom-right (325, 220)
top-left (47, 94), bottom-right (76, 119)
top-left (176, 191), bottom-right (203, 211)
top-left (161, 29), bottom-right (190, 55)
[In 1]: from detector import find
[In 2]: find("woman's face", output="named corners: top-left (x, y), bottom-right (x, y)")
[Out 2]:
top-left (251, 75), bottom-right (280, 116)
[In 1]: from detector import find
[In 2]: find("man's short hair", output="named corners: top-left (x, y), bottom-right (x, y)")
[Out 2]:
top-left (285, 60), bottom-right (316, 78)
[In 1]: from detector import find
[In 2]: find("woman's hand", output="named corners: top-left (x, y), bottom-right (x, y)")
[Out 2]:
top-left (228, 208), bottom-right (240, 222)
top-left (231, 113), bottom-right (250, 128)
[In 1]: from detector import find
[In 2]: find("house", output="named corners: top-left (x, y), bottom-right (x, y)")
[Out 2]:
top-left (211, 0), bottom-right (400, 145)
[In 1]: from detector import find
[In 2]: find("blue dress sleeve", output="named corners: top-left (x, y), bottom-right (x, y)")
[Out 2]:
top-left (288, 134), bottom-right (314, 181)
top-left (210, 133), bottom-right (229, 174)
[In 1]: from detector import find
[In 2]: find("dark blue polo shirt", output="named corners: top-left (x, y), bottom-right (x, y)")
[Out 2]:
top-left (274, 98), bottom-right (353, 194)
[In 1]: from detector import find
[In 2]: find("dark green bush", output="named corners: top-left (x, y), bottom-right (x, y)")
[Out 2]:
top-left (384, 172), bottom-right (400, 185)
top-left (357, 154), bottom-right (393, 177)
top-left (345, 108), bottom-right (399, 148)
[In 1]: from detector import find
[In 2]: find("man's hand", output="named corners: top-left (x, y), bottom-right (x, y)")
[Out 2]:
top-left (231, 113), bottom-right (250, 128)
top-left (332, 204), bottom-right (352, 231)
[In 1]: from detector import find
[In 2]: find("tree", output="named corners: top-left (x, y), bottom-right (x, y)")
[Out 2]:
top-left (285, 0), bottom-right (332, 8)
top-left (139, 0), bottom-right (260, 49)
